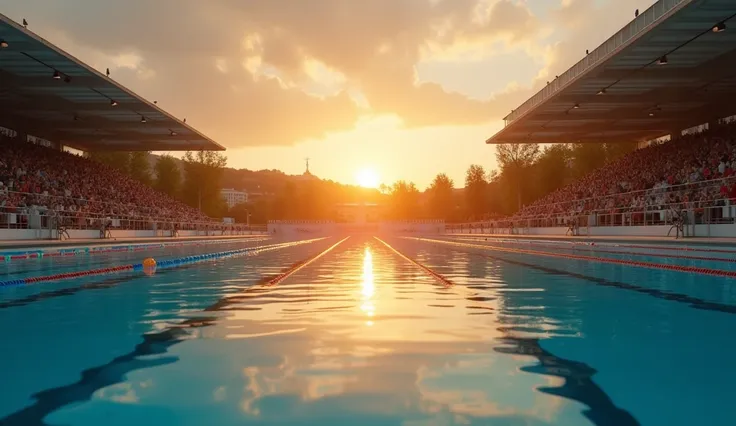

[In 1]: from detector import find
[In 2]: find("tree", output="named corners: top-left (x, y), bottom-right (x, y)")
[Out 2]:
top-left (386, 180), bottom-right (421, 219)
top-left (570, 143), bottom-right (606, 178)
top-left (129, 151), bottom-right (152, 185)
top-left (87, 151), bottom-right (130, 174)
top-left (532, 144), bottom-right (571, 199)
top-left (465, 164), bottom-right (488, 219)
top-left (182, 150), bottom-right (228, 217)
top-left (495, 143), bottom-right (540, 210)
top-left (427, 173), bottom-right (455, 220)
top-left (154, 154), bottom-right (181, 198)
top-left (604, 141), bottom-right (638, 162)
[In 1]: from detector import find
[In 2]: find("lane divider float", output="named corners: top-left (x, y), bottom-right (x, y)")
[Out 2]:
top-left (410, 237), bottom-right (736, 278)
top-left (0, 238), bottom-right (326, 288)
top-left (0, 236), bottom-right (269, 262)
top-left (450, 235), bottom-right (736, 255)
top-left (374, 236), bottom-right (454, 287)
top-left (447, 236), bottom-right (736, 263)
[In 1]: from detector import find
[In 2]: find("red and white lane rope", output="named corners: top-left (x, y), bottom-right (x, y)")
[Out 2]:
top-left (410, 237), bottom-right (736, 278)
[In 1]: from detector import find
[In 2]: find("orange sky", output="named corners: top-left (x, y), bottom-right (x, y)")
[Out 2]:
top-left (3, 0), bottom-right (657, 189)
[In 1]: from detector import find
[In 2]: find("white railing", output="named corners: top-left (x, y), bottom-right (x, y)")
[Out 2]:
top-left (448, 177), bottom-right (736, 236)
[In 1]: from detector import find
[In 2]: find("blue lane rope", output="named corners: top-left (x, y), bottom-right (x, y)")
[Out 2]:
top-left (0, 238), bottom-right (326, 288)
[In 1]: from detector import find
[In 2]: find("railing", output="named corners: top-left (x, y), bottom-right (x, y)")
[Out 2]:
top-left (505, 0), bottom-right (690, 124)
top-left (0, 207), bottom-right (266, 240)
top-left (448, 178), bottom-right (736, 237)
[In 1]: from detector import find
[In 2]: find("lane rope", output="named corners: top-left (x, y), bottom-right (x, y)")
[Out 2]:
top-left (450, 235), bottom-right (736, 254)
top-left (447, 236), bottom-right (736, 263)
top-left (374, 236), bottom-right (453, 287)
top-left (0, 238), bottom-right (326, 288)
top-left (410, 237), bottom-right (736, 278)
top-left (1, 236), bottom-right (269, 262)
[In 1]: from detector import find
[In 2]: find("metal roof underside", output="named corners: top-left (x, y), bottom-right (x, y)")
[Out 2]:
top-left (487, 0), bottom-right (736, 144)
top-left (0, 13), bottom-right (224, 151)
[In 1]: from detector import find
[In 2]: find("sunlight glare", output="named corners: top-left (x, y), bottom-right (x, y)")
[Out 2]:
top-left (356, 168), bottom-right (380, 188)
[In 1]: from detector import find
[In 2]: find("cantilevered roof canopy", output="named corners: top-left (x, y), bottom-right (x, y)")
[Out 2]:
top-left (487, 0), bottom-right (736, 144)
top-left (0, 13), bottom-right (224, 151)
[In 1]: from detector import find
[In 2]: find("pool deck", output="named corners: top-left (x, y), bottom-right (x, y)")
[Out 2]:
top-left (445, 233), bottom-right (736, 246)
top-left (0, 234), bottom-right (267, 252)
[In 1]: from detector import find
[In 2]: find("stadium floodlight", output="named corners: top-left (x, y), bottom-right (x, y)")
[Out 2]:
top-left (0, 40), bottom-right (8, 48)
top-left (573, 103), bottom-right (580, 109)
top-left (110, 99), bottom-right (118, 107)
top-left (140, 116), bottom-right (147, 123)
top-left (657, 55), bottom-right (668, 65)
top-left (597, 88), bottom-right (607, 95)
top-left (713, 21), bottom-right (726, 33)
top-left (52, 70), bottom-right (61, 79)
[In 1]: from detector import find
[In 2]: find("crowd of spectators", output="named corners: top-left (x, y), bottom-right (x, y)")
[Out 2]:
top-left (0, 135), bottom-right (212, 227)
top-left (516, 122), bottom-right (736, 222)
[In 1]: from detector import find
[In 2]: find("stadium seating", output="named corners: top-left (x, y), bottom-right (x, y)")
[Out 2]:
top-left (516, 123), bottom-right (736, 222)
top-left (0, 136), bottom-right (211, 225)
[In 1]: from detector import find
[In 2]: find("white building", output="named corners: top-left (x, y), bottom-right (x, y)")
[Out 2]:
top-left (221, 188), bottom-right (248, 208)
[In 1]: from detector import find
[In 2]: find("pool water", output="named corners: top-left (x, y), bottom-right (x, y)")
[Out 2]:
top-left (1, 235), bottom-right (735, 426)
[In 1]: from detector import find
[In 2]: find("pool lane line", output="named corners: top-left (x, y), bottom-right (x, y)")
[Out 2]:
top-left (376, 237), bottom-right (639, 426)
top-left (0, 237), bottom-right (349, 426)
top-left (0, 238), bottom-right (343, 310)
top-left (494, 337), bottom-right (640, 426)
top-left (449, 235), bottom-right (736, 254)
top-left (445, 236), bottom-right (736, 264)
top-left (413, 238), bottom-right (736, 315)
top-left (0, 238), bottom-right (325, 288)
top-left (374, 236), bottom-right (453, 287)
top-left (0, 236), bottom-right (270, 262)
top-left (412, 237), bottom-right (736, 278)
top-left (0, 238), bottom-right (274, 280)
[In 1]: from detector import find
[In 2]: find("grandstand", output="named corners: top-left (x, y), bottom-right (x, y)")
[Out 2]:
top-left (488, 0), bottom-right (736, 145)
top-left (0, 14), bottom-right (230, 239)
top-left (479, 0), bottom-right (736, 238)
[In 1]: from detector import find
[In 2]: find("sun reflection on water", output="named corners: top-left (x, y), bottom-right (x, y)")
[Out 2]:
top-left (360, 246), bottom-right (375, 324)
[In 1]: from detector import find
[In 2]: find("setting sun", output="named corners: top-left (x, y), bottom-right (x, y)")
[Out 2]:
top-left (356, 168), bottom-right (380, 188)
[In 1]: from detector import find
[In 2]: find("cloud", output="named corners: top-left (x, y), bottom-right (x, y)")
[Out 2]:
top-left (0, 0), bottom-right (638, 148)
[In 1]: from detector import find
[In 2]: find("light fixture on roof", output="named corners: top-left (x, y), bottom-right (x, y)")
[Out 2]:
top-left (52, 70), bottom-right (61, 80)
top-left (649, 112), bottom-right (655, 117)
top-left (110, 99), bottom-right (118, 107)
top-left (657, 55), bottom-right (668, 65)
top-left (597, 88), bottom-right (607, 95)
top-left (169, 130), bottom-right (178, 137)
top-left (0, 40), bottom-right (8, 48)
top-left (573, 103), bottom-right (580, 109)
top-left (140, 116), bottom-right (147, 123)
top-left (713, 21), bottom-right (726, 33)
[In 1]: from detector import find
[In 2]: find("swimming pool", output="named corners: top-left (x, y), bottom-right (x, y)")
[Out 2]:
top-left (1, 235), bottom-right (734, 425)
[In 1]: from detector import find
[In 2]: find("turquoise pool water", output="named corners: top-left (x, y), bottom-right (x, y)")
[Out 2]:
top-left (1, 235), bottom-right (735, 425)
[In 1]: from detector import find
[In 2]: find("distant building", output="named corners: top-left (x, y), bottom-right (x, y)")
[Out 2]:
top-left (335, 203), bottom-right (383, 223)
top-left (221, 188), bottom-right (248, 208)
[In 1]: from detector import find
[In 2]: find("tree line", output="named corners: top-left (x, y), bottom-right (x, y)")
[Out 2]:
top-left (87, 141), bottom-right (637, 223)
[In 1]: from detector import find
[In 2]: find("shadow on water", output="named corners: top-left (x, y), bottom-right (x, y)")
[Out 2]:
top-left (495, 337), bottom-right (640, 426)
top-left (0, 241), bottom-right (338, 426)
